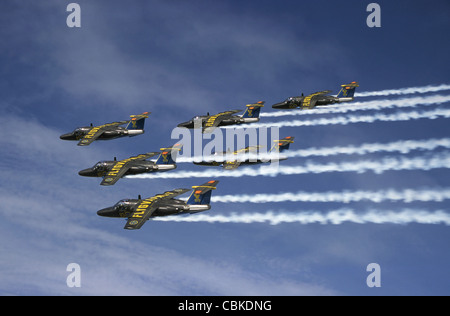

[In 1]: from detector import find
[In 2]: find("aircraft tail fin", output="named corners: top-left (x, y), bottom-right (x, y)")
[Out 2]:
top-left (336, 82), bottom-right (359, 99)
top-left (126, 112), bottom-right (151, 130)
top-left (155, 143), bottom-right (183, 164)
top-left (242, 101), bottom-right (265, 119)
top-left (269, 136), bottom-right (295, 153)
top-left (186, 180), bottom-right (219, 205)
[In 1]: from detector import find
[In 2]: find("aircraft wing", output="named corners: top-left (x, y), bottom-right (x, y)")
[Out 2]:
top-left (203, 110), bottom-right (241, 133)
top-left (222, 145), bottom-right (262, 169)
top-left (302, 90), bottom-right (332, 109)
top-left (101, 152), bottom-right (160, 186)
top-left (223, 160), bottom-right (241, 170)
top-left (240, 145), bottom-right (262, 154)
top-left (77, 121), bottom-right (128, 146)
top-left (124, 188), bottom-right (191, 230)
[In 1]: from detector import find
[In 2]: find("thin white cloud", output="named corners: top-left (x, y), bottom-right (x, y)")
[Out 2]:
top-left (37, 1), bottom-right (346, 114)
top-left (0, 189), bottom-right (336, 295)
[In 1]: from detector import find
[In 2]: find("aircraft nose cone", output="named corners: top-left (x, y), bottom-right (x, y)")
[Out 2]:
top-left (272, 102), bottom-right (286, 109)
top-left (78, 168), bottom-right (96, 177)
top-left (97, 207), bottom-right (114, 217)
top-left (60, 132), bottom-right (74, 140)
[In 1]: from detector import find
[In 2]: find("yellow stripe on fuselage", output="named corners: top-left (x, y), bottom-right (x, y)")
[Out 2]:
top-left (131, 191), bottom-right (175, 218)
top-left (107, 154), bottom-right (149, 176)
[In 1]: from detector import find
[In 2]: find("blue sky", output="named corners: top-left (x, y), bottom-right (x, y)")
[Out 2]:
top-left (1, 0), bottom-right (450, 295)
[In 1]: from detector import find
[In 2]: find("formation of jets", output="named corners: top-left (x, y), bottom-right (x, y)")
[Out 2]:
top-left (61, 82), bottom-right (358, 229)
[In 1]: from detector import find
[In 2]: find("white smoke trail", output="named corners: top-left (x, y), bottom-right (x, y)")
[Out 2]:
top-left (212, 187), bottom-right (450, 204)
top-left (176, 138), bottom-right (450, 163)
top-left (153, 209), bottom-right (450, 225)
top-left (262, 94), bottom-right (450, 118)
top-left (235, 107), bottom-right (450, 129)
top-left (128, 151), bottom-right (450, 179)
top-left (357, 84), bottom-right (450, 97)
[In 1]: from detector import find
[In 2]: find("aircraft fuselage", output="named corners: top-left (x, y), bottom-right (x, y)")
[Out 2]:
top-left (177, 115), bottom-right (258, 129)
top-left (97, 198), bottom-right (210, 218)
top-left (78, 160), bottom-right (176, 178)
top-left (60, 126), bottom-right (144, 141)
top-left (272, 94), bottom-right (356, 109)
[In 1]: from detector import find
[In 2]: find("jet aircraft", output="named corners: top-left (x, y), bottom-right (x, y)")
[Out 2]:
top-left (78, 144), bottom-right (183, 186)
top-left (97, 180), bottom-right (219, 230)
top-left (194, 136), bottom-right (295, 170)
top-left (177, 101), bottom-right (264, 133)
top-left (272, 82), bottom-right (359, 110)
top-left (60, 112), bottom-right (150, 146)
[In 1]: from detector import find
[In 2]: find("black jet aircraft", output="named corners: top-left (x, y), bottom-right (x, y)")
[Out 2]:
top-left (194, 136), bottom-right (295, 170)
top-left (97, 180), bottom-right (219, 230)
top-left (272, 82), bottom-right (359, 110)
top-left (60, 112), bottom-right (150, 146)
top-left (177, 101), bottom-right (264, 133)
top-left (78, 144), bottom-right (183, 186)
